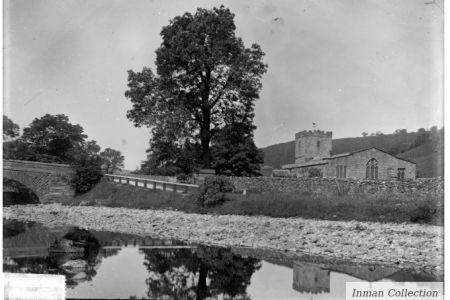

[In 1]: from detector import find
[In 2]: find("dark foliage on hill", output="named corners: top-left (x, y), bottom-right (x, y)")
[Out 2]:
top-left (261, 140), bottom-right (295, 169)
top-left (262, 127), bottom-right (443, 178)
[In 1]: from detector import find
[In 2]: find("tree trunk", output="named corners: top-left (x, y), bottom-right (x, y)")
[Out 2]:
top-left (200, 69), bottom-right (212, 169)
top-left (196, 263), bottom-right (209, 300)
top-left (201, 134), bottom-right (211, 168)
top-left (200, 109), bottom-right (211, 169)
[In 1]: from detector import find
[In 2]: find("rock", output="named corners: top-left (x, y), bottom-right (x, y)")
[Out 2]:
top-left (218, 218), bottom-right (229, 226)
top-left (61, 259), bottom-right (87, 271)
top-left (72, 272), bottom-right (87, 280)
top-left (263, 221), bottom-right (271, 227)
top-left (50, 239), bottom-right (84, 253)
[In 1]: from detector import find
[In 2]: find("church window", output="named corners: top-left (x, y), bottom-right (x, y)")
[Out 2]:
top-left (336, 165), bottom-right (347, 178)
top-left (366, 159), bottom-right (378, 180)
top-left (317, 141), bottom-right (320, 150)
top-left (387, 168), bottom-right (394, 179)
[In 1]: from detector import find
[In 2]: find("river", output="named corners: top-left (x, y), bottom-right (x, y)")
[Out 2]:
top-left (3, 218), bottom-right (442, 299)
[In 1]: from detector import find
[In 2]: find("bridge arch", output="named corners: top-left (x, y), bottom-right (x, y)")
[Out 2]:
top-left (3, 178), bottom-right (40, 205)
top-left (3, 160), bottom-right (75, 203)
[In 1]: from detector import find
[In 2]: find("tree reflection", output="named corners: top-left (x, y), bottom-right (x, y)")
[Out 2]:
top-left (3, 219), bottom-right (32, 238)
top-left (3, 256), bottom-right (60, 274)
top-left (3, 225), bottom-right (112, 288)
top-left (142, 246), bottom-right (261, 300)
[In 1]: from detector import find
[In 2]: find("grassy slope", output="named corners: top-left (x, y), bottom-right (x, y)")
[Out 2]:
top-left (262, 140), bottom-right (295, 168)
top-left (65, 181), bottom-right (443, 226)
top-left (397, 142), bottom-right (444, 178)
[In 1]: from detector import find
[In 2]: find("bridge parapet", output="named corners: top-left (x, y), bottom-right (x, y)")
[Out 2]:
top-left (3, 160), bottom-right (72, 174)
top-left (105, 174), bottom-right (199, 193)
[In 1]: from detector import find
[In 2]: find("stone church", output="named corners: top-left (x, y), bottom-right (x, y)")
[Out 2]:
top-left (282, 130), bottom-right (416, 180)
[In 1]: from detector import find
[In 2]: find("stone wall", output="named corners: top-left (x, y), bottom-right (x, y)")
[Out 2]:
top-left (228, 176), bottom-right (443, 198)
top-left (3, 160), bottom-right (75, 203)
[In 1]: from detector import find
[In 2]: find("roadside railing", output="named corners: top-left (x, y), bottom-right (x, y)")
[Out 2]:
top-left (104, 174), bottom-right (199, 194)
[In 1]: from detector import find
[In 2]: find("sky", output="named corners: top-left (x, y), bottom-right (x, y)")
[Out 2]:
top-left (3, 0), bottom-right (444, 170)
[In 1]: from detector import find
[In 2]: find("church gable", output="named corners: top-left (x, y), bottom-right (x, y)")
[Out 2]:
top-left (329, 148), bottom-right (416, 180)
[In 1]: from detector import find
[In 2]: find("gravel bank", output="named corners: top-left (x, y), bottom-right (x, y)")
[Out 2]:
top-left (3, 204), bottom-right (443, 270)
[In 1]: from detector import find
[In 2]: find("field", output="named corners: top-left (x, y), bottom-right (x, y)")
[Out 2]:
top-left (64, 181), bottom-right (443, 226)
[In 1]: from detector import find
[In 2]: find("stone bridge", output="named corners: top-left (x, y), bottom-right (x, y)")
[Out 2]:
top-left (3, 160), bottom-right (75, 203)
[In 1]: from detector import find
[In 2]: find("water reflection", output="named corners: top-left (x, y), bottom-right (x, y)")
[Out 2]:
top-left (3, 219), bottom-right (443, 299)
top-left (142, 246), bottom-right (260, 299)
top-left (293, 262), bottom-right (330, 294)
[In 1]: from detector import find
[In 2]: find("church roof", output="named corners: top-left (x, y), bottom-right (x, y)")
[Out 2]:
top-left (325, 147), bottom-right (416, 164)
top-left (282, 159), bottom-right (328, 169)
top-left (282, 147), bottom-right (416, 170)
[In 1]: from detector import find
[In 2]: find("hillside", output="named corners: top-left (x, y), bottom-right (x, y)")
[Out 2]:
top-left (397, 141), bottom-right (443, 178)
top-left (262, 129), bottom-right (443, 178)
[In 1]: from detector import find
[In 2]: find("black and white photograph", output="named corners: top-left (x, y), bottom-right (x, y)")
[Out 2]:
top-left (2, 0), bottom-right (445, 299)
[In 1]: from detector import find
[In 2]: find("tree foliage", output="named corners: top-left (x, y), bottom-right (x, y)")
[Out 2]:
top-left (3, 115), bottom-right (20, 140)
top-left (21, 114), bottom-right (87, 162)
top-left (138, 127), bottom-right (201, 176)
top-left (100, 148), bottom-right (125, 174)
top-left (2, 114), bottom-right (112, 194)
top-left (3, 139), bottom-right (49, 162)
top-left (197, 176), bottom-right (234, 207)
top-left (211, 119), bottom-right (263, 176)
top-left (142, 246), bottom-right (260, 299)
top-left (125, 6), bottom-right (267, 170)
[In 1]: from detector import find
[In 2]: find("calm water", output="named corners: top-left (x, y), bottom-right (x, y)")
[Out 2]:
top-left (3, 219), bottom-right (442, 300)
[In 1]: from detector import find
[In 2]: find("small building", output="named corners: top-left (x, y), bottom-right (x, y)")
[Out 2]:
top-left (282, 130), bottom-right (416, 180)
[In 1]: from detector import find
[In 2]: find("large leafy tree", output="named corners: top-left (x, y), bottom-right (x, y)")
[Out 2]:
top-left (21, 114), bottom-right (87, 162)
top-left (125, 6), bottom-right (267, 169)
top-left (100, 148), bottom-right (125, 174)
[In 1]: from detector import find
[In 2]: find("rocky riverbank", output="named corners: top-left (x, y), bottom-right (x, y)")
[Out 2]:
top-left (3, 204), bottom-right (443, 270)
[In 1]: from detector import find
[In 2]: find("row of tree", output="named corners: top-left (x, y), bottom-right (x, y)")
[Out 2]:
top-left (3, 114), bottom-right (124, 193)
top-left (125, 6), bottom-right (265, 177)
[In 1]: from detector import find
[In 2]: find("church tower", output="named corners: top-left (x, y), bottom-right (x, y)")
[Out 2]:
top-left (295, 130), bottom-right (332, 164)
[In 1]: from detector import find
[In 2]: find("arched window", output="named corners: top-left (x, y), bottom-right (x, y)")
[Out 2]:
top-left (317, 141), bottom-right (320, 150)
top-left (366, 158), bottom-right (378, 180)
top-left (336, 165), bottom-right (347, 178)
